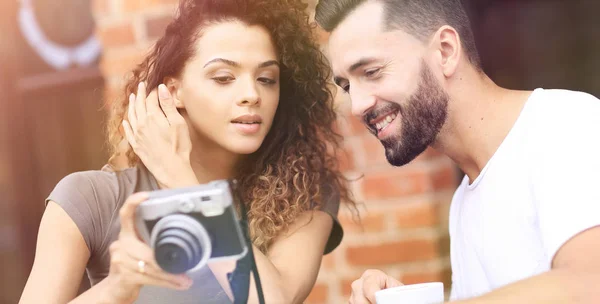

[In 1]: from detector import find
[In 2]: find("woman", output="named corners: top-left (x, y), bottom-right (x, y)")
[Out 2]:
top-left (19, 0), bottom-right (356, 303)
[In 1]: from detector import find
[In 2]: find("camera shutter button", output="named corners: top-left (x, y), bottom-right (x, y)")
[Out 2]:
top-left (179, 200), bottom-right (195, 213)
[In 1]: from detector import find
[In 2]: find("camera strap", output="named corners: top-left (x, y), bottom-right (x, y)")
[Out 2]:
top-left (227, 182), bottom-right (265, 304)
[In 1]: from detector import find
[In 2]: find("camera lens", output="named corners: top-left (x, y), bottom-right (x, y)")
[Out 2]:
top-left (150, 214), bottom-right (211, 274)
top-left (155, 229), bottom-right (203, 273)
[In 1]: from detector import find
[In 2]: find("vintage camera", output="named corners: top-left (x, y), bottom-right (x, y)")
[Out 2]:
top-left (135, 180), bottom-right (248, 274)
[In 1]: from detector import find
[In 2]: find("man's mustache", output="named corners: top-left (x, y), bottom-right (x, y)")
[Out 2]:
top-left (362, 102), bottom-right (402, 134)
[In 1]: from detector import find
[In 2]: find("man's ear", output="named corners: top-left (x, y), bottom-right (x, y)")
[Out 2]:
top-left (431, 25), bottom-right (461, 78)
top-left (163, 77), bottom-right (184, 109)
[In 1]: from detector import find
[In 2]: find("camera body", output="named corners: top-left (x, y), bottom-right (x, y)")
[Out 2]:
top-left (135, 180), bottom-right (248, 274)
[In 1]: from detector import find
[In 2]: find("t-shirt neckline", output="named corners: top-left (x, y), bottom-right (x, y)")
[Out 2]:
top-left (466, 88), bottom-right (543, 190)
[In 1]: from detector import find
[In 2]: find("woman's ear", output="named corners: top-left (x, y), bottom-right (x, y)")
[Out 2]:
top-left (163, 77), bottom-right (184, 109)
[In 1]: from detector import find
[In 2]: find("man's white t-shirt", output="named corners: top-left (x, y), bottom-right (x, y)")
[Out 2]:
top-left (449, 88), bottom-right (600, 300)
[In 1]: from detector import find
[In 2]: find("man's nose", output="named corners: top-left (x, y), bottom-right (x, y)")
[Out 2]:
top-left (350, 86), bottom-right (377, 117)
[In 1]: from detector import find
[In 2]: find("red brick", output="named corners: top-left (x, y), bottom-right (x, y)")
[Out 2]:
top-left (431, 163), bottom-right (458, 190)
top-left (341, 279), bottom-right (354, 297)
top-left (339, 211), bottom-right (385, 233)
top-left (100, 50), bottom-right (145, 79)
top-left (395, 202), bottom-right (439, 228)
top-left (360, 134), bottom-right (388, 167)
top-left (401, 267), bottom-right (451, 286)
top-left (145, 15), bottom-right (173, 40)
top-left (346, 239), bottom-right (439, 266)
top-left (401, 271), bottom-right (443, 285)
top-left (337, 147), bottom-right (355, 172)
top-left (306, 283), bottom-right (329, 304)
top-left (322, 254), bottom-right (336, 270)
top-left (348, 114), bottom-right (368, 135)
top-left (439, 234), bottom-right (450, 254)
top-left (121, 0), bottom-right (177, 12)
top-left (361, 168), bottom-right (429, 200)
top-left (98, 22), bottom-right (136, 48)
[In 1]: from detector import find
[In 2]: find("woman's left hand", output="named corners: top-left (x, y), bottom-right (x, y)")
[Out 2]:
top-left (123, 82), bottom-right (198, 189)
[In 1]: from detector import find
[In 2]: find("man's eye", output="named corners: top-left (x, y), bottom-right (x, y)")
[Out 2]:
top-left (365, 68), bottom-right (381, 78)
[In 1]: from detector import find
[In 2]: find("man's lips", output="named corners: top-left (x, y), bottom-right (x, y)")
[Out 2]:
top-left (365, 109), bottom-right (400, 135)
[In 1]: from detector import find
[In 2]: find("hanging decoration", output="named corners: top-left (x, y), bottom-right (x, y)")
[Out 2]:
top-left (17, 0), bottom-right (102, 70)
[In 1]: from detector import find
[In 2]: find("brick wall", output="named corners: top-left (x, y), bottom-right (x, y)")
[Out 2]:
top-left (309, 94), bottom-right (457, 302)
top-left (93, 0), bottom-right (458, 302)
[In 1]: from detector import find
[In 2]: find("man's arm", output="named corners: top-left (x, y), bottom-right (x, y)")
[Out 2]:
top-left (452, 92), bottom-right (600, 304)
top-left (450, 225), bottom-right (600, 304)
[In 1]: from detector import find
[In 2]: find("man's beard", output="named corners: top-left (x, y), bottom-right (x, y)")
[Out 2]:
top-left (372, 61), bottom-right (449, 166)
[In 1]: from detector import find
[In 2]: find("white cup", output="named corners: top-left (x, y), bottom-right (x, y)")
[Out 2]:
top-left (375, 282), bottom-right (444, 304)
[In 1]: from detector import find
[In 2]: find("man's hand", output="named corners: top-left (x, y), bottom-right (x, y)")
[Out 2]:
top-left (349, 269), bottom-right (403, 304)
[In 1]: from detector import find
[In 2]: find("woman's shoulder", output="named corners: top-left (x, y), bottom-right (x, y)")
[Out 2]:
top-left (51, 165), bottom-right (118, 191)
top-left (48, 164), bottom-right (156, 205)
top-left (46, 165), bottom-right (154, 254)
top-left (48, 165), bottom-right (139, 204)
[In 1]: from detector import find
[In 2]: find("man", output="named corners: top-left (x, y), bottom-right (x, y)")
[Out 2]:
top-left (314, 0), bottom-right (600, 303)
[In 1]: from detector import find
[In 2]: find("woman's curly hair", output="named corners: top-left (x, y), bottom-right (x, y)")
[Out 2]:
top-left (106, 0), bottom-right (357, 252)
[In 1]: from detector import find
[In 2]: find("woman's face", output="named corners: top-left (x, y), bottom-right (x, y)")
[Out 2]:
top-left (173, 21), bottom-right (280, 155)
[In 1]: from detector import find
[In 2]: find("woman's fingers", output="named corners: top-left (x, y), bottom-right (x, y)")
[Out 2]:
top-left (110, 238), bottom-right (193, 291)
top-left (125, 257), bottom-right (193, 289)
top-left (113, 248), bottom-right (191, 290)
top-left (122, 120), bottom-right (137, 149)
top-left (127, 93), bottom-right (137, 130)
top-left (129, 85), bottom-right (170, 136)
top-left (123, 238), bottom-right (193, 289)
top-left (145, 89), bottom-right (163, 119)
top-left (158, 84), bottom-right (186, 126)
top-left (135, 82), bottom-right (147, 123)
top-left (118, 192), bottom-right (148, 236)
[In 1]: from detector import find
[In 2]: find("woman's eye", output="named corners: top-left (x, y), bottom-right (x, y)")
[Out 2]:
top-left (342, 85), bottom-right (350, 94)
top-left (212, 76), bottom-right (234, 84)
top-left (258, 77), bottom-right (277, 85)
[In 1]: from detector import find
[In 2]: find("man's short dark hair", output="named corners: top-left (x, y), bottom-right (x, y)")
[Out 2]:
top-left (315, 0), bottom-right (482, 70)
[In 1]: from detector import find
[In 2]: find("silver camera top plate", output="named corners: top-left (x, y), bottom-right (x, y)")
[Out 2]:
top-left (136, 180), bottom-right (234, 221)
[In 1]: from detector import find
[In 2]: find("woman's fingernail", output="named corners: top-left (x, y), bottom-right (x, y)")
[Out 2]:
top-left (158, 84), bottom-right (170, 100)
top-left (129, 93), bottom-right (135, 103)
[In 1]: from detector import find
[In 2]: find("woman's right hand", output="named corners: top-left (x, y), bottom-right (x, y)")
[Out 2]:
top-left (105, 192), bottom-right (194, 304)
top-left (123, 82), bottom-right (197, 189)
